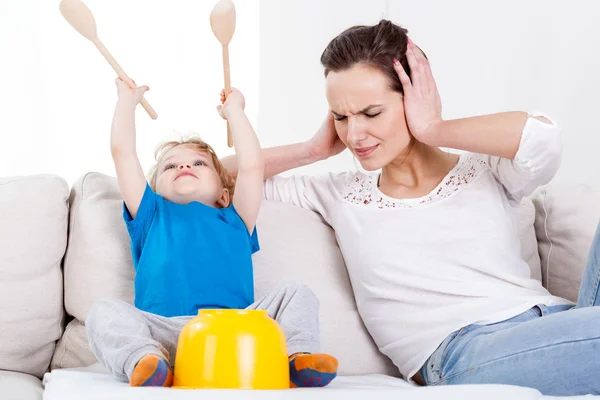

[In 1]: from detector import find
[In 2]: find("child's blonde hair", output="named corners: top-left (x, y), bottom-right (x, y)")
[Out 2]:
top-left (147, 136), bottom-right (235, 197)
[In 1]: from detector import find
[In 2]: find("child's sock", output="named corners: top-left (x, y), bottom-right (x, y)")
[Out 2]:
top-left (288, 353), bottom-right (338, 388)
top-left (129, 354), bottom-right (174, 387)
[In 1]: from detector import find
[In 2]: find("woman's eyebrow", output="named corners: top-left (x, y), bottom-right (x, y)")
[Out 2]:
top-left (331, 104), bottom-right (383, 117)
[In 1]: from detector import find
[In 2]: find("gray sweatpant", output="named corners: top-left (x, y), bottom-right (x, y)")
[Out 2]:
top-left (86, 282), bottom-right (321, 382)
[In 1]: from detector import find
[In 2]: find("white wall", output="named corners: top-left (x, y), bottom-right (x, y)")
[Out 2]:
top-left (2, 1), bottom-right (599, 192)
top-left (0, 0), bottom-right (259, 185)
top-left (258, 0), bottom-right (600, 193)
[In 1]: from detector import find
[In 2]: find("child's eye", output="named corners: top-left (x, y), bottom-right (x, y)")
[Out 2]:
top-left (164, 163), bottom-right (175, 171)
top-left (194, 160), bottom-right (206, 166)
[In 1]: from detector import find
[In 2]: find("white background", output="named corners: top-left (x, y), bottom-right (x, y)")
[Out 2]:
top-left (1, 0), bottom-right (599, 193)
top-left (0, 0), bottom-right (259, 185)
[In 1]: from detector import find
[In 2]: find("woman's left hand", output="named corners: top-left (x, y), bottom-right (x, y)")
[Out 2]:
top-left (394, 39), bottom-right (443, 145)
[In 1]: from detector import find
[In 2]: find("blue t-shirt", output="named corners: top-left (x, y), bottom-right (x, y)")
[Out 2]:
top-left (123, 184), bottom-right (259, 317)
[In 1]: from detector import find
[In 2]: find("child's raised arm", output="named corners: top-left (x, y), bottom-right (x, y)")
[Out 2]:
top-left (110, 78), bottom-right (149, 219)
top-left (217, 88), bottom-right (263, 233)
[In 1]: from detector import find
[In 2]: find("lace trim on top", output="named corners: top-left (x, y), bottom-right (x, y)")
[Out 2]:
top-left (342, 153), bottom-right (488, 209)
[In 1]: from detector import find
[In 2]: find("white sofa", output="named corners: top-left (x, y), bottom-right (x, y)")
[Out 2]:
top-left (1, 172), bottom-right (599, 400)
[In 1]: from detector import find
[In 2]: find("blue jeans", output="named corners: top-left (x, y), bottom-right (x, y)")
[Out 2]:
top-left (419, 223), bottom-right (600, 396)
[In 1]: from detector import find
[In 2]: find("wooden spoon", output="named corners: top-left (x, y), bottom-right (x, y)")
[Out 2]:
top-left (59, 0), bottom-right (158, 120)
top-left (210, 0), bottom-right (236, 147)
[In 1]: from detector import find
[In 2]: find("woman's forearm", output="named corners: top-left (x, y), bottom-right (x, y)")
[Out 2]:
top-left (222, 141), bottom-right (321, 180)
top-left (432, 112), bottom-right (541, 159)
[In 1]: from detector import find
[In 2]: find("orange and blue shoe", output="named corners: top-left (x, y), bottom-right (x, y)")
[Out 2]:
top-left (289, 353), bottom-right (338, 388)
top-left (129, 354), bottom-right (174, 387)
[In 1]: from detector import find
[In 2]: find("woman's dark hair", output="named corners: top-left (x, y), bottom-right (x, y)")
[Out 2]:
top-left (320, 20), bottom-right (422, 95)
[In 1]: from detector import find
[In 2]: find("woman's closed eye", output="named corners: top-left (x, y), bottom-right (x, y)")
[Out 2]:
top-left (333, 112), bottom-right (381, 121)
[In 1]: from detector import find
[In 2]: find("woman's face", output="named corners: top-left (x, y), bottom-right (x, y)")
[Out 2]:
top-left (325, 65), bottom-right (411, 171)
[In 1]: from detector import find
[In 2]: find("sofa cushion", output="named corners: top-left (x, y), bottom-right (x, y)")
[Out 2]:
top-left (52, 319), bottom-right (98, 370)
top-left (0, 371), bottom-right (43, 400)
top-left (52, 173), bottom-right (134, 370)
top-left (518, 198), bottom-right (543, 282)
top-left (53, 172), bottom-right (398, 375)
top-left (532, 184), bottom-right (600, 302)
top-left (252, 200), bottom-right (398, 375)
top-left (61, 174), bottom-right (135, 322)
top-left (0, 175), bottom-right (68, 379)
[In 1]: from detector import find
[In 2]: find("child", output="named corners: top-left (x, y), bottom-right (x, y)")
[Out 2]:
top-left (85, 78), bottom-right (338, 388)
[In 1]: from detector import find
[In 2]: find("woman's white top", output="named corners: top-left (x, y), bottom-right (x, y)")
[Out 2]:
top-left (264, 114), bottom-right (572, 379)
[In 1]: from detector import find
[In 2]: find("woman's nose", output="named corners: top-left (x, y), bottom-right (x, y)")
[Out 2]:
top-left (347, 118), bottom-right (367, 144)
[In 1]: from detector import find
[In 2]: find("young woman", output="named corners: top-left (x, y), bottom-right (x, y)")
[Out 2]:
top-left (224, 20), bottom-right (600, 396)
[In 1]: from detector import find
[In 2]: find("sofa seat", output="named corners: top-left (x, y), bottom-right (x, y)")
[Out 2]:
top-left (41, 363), bottom-right (558, 400)
top-left (0, 371), bottom-right (43, 400)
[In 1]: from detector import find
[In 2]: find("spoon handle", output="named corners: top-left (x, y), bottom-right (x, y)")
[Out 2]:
top-left (93, 38), bottom-right (158, 120)
top-left (222, 44), bottom-right (233, 147)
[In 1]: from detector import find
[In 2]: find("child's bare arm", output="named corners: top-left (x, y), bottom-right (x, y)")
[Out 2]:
top-left (218, 88), bottom-right (263, 233)
top-left (111, 78), bottom-right (149, 219)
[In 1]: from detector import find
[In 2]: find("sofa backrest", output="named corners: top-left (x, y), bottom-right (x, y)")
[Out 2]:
top-left (51, 172), bottom-right (400, 375)
top-left (51, 172), bottom-right (551, 376)
top-left (0, 175), bottom-right (68, 379)
top-left (533, 184), bottom-right (600, 302)
top-left (1, 173), bottom-right (598, 379)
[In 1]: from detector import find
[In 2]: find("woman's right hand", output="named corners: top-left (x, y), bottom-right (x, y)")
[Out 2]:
top-left (307, 113), bottom-right (346, 161)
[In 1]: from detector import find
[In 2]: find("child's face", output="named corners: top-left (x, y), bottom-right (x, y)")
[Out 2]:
top-left (155, 145), bottom-right (229, 207)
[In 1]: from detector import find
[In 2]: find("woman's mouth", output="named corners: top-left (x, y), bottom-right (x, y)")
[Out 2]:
top-left (354, 145), bottom-right (379, 158)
